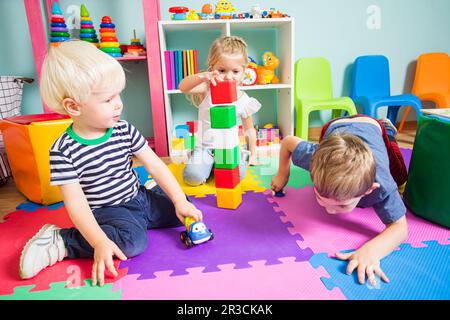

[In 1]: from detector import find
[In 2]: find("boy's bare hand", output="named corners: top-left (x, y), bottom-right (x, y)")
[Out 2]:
top-left (336, 248), bottom-right (389, 286)
top-left (270, 174), bottom-right (289, 192)
top-left (92, 239), bottom-right (127, 287)
top-left (175, 200), bottom-right (203, 223)
top-left (198, 71), bottom-right (222, 86)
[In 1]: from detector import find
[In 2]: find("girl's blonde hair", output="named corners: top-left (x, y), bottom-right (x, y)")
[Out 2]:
top-left (40, 40), bottom-right (126, 114)
top-left (310, 133), bottom-right (376, 200)
top-left (190, 36), bottom-right (249, 106)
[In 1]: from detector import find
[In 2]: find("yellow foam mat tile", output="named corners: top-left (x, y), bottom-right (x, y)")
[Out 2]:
top-left (167, 163), bottom-right (266, 198)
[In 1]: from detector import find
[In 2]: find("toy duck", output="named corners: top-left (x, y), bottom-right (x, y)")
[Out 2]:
top-left (187, 9), bottom-right (200, 20)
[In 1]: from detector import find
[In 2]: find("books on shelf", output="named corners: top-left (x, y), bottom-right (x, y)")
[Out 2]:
top-left (421, 108), bottom-right (450, 120)
top-left (164, 49), bottom-right (199, 90)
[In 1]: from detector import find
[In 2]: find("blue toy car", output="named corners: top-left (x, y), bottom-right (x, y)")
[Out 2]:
top-left (180, 221), bottom-right (214, 248)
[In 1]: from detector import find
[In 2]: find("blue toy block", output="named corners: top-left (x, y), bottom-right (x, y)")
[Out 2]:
top-left (175, 124), bottom-right (190, 139)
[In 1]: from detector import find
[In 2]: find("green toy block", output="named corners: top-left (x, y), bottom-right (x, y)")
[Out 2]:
top-left (214, 146), bottom-right (240, 169)
top-left (184, 135), bottom-right (195, 150)
top-left (210, 105), bottom-right (237, 129)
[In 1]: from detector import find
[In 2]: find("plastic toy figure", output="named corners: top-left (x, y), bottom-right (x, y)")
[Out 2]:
top-left (187, 9), bottom-right (200, 20)
top-left (214, 0), bottom-right (236, 19)
top-left (169, 7), bottom-right (189, 20)
top-left (249, 5), bottom-right (263, 19)
top-left (256, 52), bottom-right (280, 85)
top-left (269, 8), bottom-right (285, 18)
top-left (180, 217), bottom-right (214, 248)
top-left (198, 4), bottom-right (215, 20)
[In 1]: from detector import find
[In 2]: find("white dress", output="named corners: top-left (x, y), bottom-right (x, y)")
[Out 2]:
top-left (196, 89), bottom-right (262, 149)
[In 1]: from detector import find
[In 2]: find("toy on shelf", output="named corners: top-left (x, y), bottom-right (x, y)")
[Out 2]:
top-left (124, 30), bottom-right (146, 57)
top-left (256, 125), bottom-right (280, 147)
top-left (198, 4), bottom-right (215, 20)
top-left (99, 16), bottom-right (122, 58)
top-left (49, 2), bottom-right (70, 47)
top-left (214, 0), bottom-right (236, 19)
top-left (249, 4), bottom-right (263, 19)
top-left (240, 5), bottom-right (289, 19)
top-left (79, 4), bottom-right (99, 47)
top-left (187, 9), bottom-right (200, 20)
top-left (210, 79), bottom-right (243, 210)
top-left (180, 217), bottom-right (214, 248)
top-left (169, 6), bottom-right (189, 20)
top-left (242, 57), bottom-right (258, 86)
top-left (256, 52), bottom-right (280, 85)
top-left (269, 8), bottom-right (287, 18)
top-left (172, 121), bottom-right (198, 153)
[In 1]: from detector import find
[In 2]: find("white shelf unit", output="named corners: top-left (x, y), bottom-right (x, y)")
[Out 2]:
top-left (158, 18), bottom-right (295, 156)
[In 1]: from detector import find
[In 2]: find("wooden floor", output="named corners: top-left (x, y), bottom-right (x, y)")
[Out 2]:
top-left (0, 122), bottom-right (417, 222)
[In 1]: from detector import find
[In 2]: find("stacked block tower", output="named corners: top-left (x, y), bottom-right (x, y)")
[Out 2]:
top-left (79, 4), bottom-right (99, 47)
top-left (210, 80), bottom-right (242, 210)
top-left (99, 16), bottom-right (122, 57)
top-left (49, 2), bottom-right (70, 47)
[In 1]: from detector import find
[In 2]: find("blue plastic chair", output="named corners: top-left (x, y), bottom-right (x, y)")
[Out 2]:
top-left (350, 55), bottom-right (423, 125)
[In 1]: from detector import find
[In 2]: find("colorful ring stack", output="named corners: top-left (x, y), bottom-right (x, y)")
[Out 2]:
top-left (99, 16), bottom-right (122, 57)
top-left (49, 1), bottom-right (70, 47)
top-left (79, 4), bottom-right (99, 47)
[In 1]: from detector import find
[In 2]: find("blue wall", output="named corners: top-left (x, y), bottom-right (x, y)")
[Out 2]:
top-left (1, 0), bottom-right (449, 136)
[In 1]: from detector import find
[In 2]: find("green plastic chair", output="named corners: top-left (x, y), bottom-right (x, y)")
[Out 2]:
top-left (294, 57), bottom-right (358, 140)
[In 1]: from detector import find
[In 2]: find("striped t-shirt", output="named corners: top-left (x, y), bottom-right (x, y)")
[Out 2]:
top-left (50, 120), bottom-right (147, 209)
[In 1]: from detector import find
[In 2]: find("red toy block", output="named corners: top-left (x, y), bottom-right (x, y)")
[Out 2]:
top-left (214, 165), bottom-right (240, 189)
top-left (210, 80), bottom-right (237, 105)
top-left (186, 121), bottom-right (198, 134)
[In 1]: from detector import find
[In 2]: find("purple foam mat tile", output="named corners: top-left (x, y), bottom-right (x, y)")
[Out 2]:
top-left (119, 192), bottom-right (314, 279)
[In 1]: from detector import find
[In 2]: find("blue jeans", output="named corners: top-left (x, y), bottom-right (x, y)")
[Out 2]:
top-left (182, 146), bottom-right (249, 186)
top-left (59, 185), bottom-right (183, 259)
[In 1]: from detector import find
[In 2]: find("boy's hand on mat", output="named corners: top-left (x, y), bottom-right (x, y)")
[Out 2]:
top-left (175, 200), bottom-right (203, 223)
top-left (336, 249), bottom-right (389, 286)
top-left (198, 70), bottom-right (221, 86)
top-left (270, 174), bottom-right (288, 192)
top-left (92, 239), bottom-right (127, 287)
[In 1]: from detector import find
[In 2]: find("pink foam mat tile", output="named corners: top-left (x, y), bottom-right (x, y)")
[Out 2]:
top-left (113, 257), bottom-right (346, 300)
top-left (0, 207), bottom-right (127, 296)
top-left (266, 187), bottom-right (450, 256)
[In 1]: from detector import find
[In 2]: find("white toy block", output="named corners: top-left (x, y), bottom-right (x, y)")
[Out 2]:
top-left (211, 126), bottom-right (239, 150)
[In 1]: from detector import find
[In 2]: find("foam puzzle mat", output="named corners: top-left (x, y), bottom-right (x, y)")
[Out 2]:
top-left (1, 147), bottom-right (449, 300)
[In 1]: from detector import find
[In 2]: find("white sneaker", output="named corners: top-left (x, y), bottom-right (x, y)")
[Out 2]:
top-left (19, 224), bottom-right (67, 279)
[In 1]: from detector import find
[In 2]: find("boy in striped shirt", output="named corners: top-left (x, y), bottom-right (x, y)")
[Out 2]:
top-left (19, 40), bottom-right (203, 286)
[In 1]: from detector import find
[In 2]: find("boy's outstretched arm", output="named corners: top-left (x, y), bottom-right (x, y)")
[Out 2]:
top-left (336, 215), bottom-right (408, 285)
top-left (270, 135), bottom-right (303, 192)
top-left (134, 144), bottom-right (203, 223)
